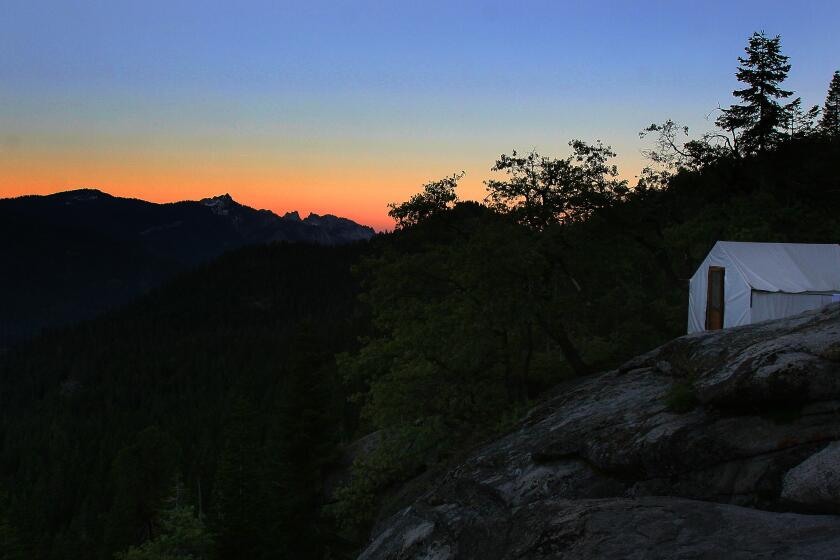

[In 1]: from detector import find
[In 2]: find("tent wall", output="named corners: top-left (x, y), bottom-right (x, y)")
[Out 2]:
top-left (751, 292), bottom-right (836, 323)
top-left (687, 247), bottom-right (752, 333)
top-left (719, 243), bottom-right (840, 293)
top-left (689, 242), bottom-right (840, 333)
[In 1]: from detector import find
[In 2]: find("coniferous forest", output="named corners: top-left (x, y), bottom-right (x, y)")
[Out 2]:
top-left (1, 32), bottom-right (840, 559)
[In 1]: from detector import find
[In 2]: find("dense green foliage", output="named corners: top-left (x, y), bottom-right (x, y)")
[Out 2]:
top-left (0, 30), bottom-right (838, 559)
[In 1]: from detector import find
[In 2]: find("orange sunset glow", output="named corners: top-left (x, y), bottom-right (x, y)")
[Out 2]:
top-left (1, 151), bottom-right (473, 231)
top-left (0, 134), bottom-right (650, 231)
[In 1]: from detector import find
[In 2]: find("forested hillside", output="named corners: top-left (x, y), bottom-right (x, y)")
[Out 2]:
top-left (330, 135), bottom-right (840, 541)
top-left (1, 32), bottom-right (839, 560)
top-left (0, 243), bottom-right (369, 559)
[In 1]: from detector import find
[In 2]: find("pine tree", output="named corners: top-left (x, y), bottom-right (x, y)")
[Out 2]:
top-left (784, 98), bottom-right (820, 139)
top-left (0, 499), bottom-right (25, 560)
top-left (716, 31), bottom-right (796, 154)
top-left (264, 328), bottom-right (340, 557)
top-left (211, 398), bottom-right (266, 560)
top-left (820, 71), bottom-right (840, 137)
top-left (105, 427), bottom-right (180, 556)
top-left (114, 484), bottom-right (213, 560)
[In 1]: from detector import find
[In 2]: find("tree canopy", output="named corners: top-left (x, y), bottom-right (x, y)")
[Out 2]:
top-left (387, 172), bottom-right (463, 229)
top-left (484, 141), bottom-right (628, 229)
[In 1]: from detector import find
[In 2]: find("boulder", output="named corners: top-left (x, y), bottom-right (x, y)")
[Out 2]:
top-left (782, 441), bottom-right (840, 513)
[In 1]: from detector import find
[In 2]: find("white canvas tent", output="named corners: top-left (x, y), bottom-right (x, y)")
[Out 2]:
top-left (687, 241), bottom-right (840, 333)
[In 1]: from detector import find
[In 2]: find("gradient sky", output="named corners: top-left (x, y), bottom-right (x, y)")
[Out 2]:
top-left (1, 1), bottom-right (838, 230)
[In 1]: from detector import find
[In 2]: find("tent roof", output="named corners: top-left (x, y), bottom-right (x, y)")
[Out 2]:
top-left (713, 241), bottom-right (840, 293)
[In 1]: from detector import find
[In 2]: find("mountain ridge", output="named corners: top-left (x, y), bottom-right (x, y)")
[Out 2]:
top-left (0, 188), bottom-right (375, 344)
top-left (4, 188), bottom-right (375, 243)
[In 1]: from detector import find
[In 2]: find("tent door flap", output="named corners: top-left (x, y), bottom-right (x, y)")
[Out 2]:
top-left (706, 266), bottom-right (725, 330)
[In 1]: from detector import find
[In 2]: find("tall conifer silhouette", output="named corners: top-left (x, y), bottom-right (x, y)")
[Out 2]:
top-left (820, 71), bottom-right (840, 137)
top-left (717, 32), bottom-right (797, 153)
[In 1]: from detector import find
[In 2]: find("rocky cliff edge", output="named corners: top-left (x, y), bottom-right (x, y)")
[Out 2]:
top-left (360, 304), bottom-right (840, 559)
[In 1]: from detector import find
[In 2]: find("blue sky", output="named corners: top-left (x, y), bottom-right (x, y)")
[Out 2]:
top-left (1, 0), bottom-right (838, 228)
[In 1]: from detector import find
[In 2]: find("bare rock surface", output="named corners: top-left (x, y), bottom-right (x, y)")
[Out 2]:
top-left (782, 441), bottom-right (840, 512)
top-left (359, 304), bottom-right (840, 559)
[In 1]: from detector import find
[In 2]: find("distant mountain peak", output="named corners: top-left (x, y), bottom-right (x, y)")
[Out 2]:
top-left (62, 187), bottom-right (107, 195)
top-left (304, 212), bottom-right (355, 225)
top-left (55, 188), bottom-right (111, 202)
top-left (302, 212), bottom-right (376, 241)
top-left (283, 211), bottom-right (302, 221)
top-left (201, 193), bottom-right (236, 205)
top-left (200, 193), bottom-right (240, 215)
